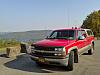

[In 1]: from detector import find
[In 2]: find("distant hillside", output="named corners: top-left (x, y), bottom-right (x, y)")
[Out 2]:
top-left (0, 30), bottom-right (52, 42)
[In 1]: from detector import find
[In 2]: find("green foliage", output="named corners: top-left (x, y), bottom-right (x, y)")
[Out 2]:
top-left (81, 10), bottom-right (100, 37)
top-left (0, 39), bottom-right (20, 48)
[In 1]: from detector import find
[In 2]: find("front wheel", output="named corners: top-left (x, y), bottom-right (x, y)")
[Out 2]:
top-left (74, 51), bottom-right (78, 63)
top-left (67, 51), bottom-right (74, 71)
top-left (88, 44), bottom-right (94, 55)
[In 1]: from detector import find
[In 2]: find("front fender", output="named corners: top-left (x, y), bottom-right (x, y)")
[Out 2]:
top-left (67, 46), bottom-right (78, 54)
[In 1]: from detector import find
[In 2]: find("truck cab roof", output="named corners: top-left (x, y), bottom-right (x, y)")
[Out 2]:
top-left (54, 27), bottom-right (85, 31)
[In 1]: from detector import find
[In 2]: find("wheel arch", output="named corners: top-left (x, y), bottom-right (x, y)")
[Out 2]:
top-left (68, 46), bottom-right (78, 54)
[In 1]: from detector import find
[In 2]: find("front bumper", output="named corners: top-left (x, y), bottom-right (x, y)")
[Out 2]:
top-left (29, 54), bottom-right (69, 66)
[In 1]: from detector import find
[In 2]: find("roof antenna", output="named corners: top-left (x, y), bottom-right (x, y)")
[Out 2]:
top-left (67, 8), bottom-right (70, 44)
top-left (67, 8), bottom-right (70, 28)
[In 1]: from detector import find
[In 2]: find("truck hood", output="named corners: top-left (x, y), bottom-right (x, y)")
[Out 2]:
top-left (33, 39), bottom-right (76, 47)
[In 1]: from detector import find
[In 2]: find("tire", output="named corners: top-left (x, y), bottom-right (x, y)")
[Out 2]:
top-left (74, 51), bottom-right (78, 63)
top-left (67, 51), bottom-right (74, 71)
top-left (88, 44), bottom-right (94, 55)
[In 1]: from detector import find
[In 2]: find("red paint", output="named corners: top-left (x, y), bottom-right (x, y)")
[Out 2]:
top-left (32, 28), bottom-right (95, 54)
top-left (34, 39), bottom-right (76, 47)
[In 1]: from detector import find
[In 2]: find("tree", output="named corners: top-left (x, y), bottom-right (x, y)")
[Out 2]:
top-left (81, 10), bottom-right (100, 37)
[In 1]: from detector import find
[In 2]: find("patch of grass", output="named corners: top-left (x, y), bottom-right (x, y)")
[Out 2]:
top-left (0, 39), bottom-right (20, 48)
top-left (0, 48), bottom-right (6, 52)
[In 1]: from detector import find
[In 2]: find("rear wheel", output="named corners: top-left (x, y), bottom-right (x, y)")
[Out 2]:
top-left (88, 44), bottom-right (94, 55)
top-left (67, 51), bottom-right (74, 71)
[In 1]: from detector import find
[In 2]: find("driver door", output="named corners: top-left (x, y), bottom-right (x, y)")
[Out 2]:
top-left (77, 30), bottom-right (86, 54)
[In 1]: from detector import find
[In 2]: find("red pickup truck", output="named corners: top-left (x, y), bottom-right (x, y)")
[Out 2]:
top-left (29, 28), bottom-right (95, 71)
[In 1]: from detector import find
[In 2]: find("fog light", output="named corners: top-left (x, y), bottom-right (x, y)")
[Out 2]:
top-left (58, 54), bottom-right (62, 56)
top-left (54, 53), bottom-right (57, 56)
top-left (54, 53), bottom-right (62, 56)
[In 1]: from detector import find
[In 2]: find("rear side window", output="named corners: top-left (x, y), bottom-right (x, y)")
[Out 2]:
top-left (87, 30), bottom-right (93, 36)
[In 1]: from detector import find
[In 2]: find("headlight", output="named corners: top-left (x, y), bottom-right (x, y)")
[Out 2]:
top-left (55, 48), bottom-right (63, 51)
top-left (55, 47), bottom-right (66, 52)
top-left (54, 47), bottom-right (66, 58)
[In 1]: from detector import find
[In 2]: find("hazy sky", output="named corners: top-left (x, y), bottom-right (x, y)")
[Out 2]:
top-left (0, 0), bottom-right (100, 32)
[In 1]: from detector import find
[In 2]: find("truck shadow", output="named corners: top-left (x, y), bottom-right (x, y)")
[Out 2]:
top-left (82, 52), bottom-right (89, 55)
top-left (4, 54), bottom-right (68, 73)
top-left (0, 54), bottom-right (8, 58)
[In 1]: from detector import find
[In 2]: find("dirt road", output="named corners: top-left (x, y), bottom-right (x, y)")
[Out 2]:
top-left (0, 40), bottom-right (100, 75)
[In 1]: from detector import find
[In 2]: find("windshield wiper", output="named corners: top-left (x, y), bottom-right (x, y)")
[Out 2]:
top-left (46, 37), bottom-right (56, 39)
top-left (47, 37), bottom-right (72, 39)
top-left (56, 37), bottom-right (68, 39)
top-left (48, 37), bottom-right (68, 39)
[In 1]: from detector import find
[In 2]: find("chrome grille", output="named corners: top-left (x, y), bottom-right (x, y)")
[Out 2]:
top-left (34, 46), bottom-right (55, 51)
top-left (31, 46), bottom-right (65, 58)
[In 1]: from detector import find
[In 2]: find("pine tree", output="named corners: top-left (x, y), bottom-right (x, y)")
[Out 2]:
top-left (81, 10), bottom-right (100, 37)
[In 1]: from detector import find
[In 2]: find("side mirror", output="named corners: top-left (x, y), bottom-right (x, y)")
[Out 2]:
top-left (78, 36), bottom-right (85, 40)
top-left (82, 34), bottom-right (87, 38)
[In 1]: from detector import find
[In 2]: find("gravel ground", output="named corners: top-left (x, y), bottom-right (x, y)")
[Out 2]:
top-left (0, 40), bottom-right (100, 75)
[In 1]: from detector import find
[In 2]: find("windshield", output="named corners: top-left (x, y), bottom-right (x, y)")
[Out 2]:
top-left (47, 30), bottom-right (75, 40)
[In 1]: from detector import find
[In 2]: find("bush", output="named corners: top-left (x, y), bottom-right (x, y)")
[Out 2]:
top-left (0, 39), bottom-right (20, 48)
